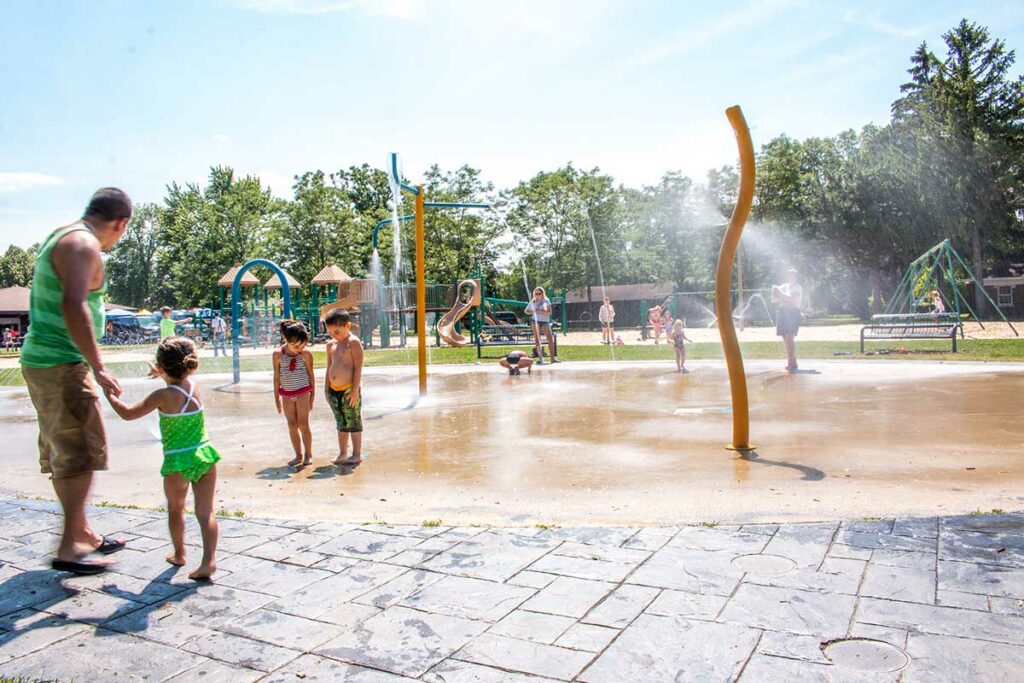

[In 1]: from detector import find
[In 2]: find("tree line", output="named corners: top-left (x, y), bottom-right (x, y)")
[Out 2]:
top-left (2, 19), bottom-right (1020, 320)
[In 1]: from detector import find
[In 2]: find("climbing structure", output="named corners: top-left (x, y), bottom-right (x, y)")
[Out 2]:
top-left (885, 239), bottom-right (1018, 334)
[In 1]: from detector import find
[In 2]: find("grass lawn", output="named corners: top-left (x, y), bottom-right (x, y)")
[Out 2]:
top-left (0, 338), bottom-right (1021, 387)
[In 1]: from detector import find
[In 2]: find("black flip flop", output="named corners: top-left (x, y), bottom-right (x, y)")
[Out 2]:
top-left (52, 559), bottom-right (108, 575)
top-left (96, 536), bottom-right (126, 555)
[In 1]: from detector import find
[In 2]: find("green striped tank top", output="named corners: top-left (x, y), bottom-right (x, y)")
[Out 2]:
top-left (20, 224), bottom-right (106, 368)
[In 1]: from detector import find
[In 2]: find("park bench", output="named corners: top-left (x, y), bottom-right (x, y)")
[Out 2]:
top-left (859, 313), bottom-right (963, 353)
top-left (476, 324), bottom-right (558, 359)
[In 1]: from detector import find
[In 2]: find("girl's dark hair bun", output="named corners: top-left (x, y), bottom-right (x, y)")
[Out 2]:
top-left (156, 337), bottom-right (199, 379)
top-left (280, 319), bottom-right (309, 344)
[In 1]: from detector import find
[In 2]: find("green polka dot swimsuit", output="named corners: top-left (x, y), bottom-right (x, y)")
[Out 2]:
top-left (159, 382), bottom-right (221, 482)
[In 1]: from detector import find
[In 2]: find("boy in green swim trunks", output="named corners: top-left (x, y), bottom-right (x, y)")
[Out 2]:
top-left (324, 309), bottom-right (364, 466)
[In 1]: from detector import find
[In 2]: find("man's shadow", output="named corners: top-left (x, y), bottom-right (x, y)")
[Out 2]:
top-left (0, 565), bottom-right (196, 644)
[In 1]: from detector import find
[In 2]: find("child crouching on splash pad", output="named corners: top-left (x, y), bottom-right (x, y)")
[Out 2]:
top-left (324, 309), bottom-right (365, 466)
top-left (274, 320), bottom-right (314, 468)
top-left (500, 349), bottom-right (534, 375)
top-left (104, 337), bottom-right (219, 581)
top-left (669, 319), bottom-right (692, 373)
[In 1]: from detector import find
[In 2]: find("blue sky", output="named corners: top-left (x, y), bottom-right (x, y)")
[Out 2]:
top-left (3, 0), bottom-right (1023, 249)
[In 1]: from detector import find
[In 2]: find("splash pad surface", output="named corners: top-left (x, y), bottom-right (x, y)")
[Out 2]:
top-left (2, 361), bottom-right (1022, 525)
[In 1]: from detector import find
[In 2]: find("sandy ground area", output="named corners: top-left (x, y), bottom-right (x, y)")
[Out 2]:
top-left (2, 360), bottom-right (1022, 526)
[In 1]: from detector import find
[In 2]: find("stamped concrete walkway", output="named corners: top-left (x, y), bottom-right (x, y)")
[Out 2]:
top-left (1, 496), bottom-right (1022, 681)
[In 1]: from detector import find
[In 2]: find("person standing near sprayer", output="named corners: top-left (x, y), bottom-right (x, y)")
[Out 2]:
top-left (525, 287), bottom-right (558, 364)
top-left (599, 296), bottom-right (615, 345)
top-left (772, 268), bottom-right (803, 372)
top-left (210, 312), bottom-right (228, 357)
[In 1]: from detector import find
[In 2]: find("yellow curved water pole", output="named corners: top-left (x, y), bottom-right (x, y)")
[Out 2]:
top-left (717, 105), bottom-right (756, 451)
top-left (415, 187), bottom-right (428, 396)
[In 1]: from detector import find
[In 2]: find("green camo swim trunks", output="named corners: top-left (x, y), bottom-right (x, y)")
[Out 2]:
top-left (327, 386), bottom-right (363, 433)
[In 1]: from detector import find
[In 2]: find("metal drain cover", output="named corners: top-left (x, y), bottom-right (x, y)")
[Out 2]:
top-left (822, 638), bottom-right (910, 672)
top-left (730, 553), bottom-right (796, 576)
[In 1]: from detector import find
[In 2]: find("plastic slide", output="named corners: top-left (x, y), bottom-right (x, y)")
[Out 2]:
top-left (437, 279), bottom-right (481, 348)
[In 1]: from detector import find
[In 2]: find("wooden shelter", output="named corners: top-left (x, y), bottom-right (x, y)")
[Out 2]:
top-left (311, 264), bottom-right (352, 287)
top-left (217, 264), bottom-right (261, 311)
top-left (263, 270), bottom-right (301, 290)
top-left (217, 264), bottom-right (261, 288)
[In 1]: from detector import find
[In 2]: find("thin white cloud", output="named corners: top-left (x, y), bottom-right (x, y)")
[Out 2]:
top-left (213, 133), bottom-right (231, 143)
top-left (0, 172), bottom-right (65, 193)
top-left (231, 0), bottom-right (423, 21)
top-left (842, 10), bottom-right (926, 39)
top-left (616, 0), bottom-right (801, 74)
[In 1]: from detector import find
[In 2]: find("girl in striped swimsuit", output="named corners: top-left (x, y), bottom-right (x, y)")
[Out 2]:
top-left (274, 320), bottom-right (315, 467)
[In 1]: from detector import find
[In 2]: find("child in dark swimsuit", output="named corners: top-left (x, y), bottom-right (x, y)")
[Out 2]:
top-left (273, 321), bottom-right (315, 467)
top-left (500, 350), bottom-right (534, 375)
top-left (669, 319), bottom-right (691, 373)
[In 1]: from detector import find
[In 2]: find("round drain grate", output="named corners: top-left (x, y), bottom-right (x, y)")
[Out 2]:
top-left (730, 553), bottom-right (796, 576)
top-left (822, 639), bottom-right (910, 672)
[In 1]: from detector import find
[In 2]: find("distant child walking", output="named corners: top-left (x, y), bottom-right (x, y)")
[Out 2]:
top-left (669, 319), bottom-right (691, 373)
top-left (324, 309), bottom-right (365, 466)
top-left (104, 337), bottom-right (219, 580)
top-left (598, 296), bottom-right (615, 344)
top-left (648, 304), bottom-right (664, 344)
top-left (274, 320), bottom-right (314, 468)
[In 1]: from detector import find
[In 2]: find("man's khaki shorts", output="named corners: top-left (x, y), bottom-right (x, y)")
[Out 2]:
top-left (22, 362), bottom-right (108, 479)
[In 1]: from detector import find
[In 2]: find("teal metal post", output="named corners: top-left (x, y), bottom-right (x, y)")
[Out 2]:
top-left (232, 259), bottom-right (292, 384)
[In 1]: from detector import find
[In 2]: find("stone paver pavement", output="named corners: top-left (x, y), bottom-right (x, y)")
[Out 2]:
top-left (1, 496), bottom-right (1023, 681)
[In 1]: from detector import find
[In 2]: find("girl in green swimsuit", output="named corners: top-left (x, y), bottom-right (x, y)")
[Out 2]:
top-left (105, 337), bottom-right (220, 581)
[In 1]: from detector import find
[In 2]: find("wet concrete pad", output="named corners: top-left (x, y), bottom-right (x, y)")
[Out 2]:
top-left (399, 574), bottom-right (533, 622)
top-left (520, 576), bottom-right (615, 619)
top-left (267, 562), bottom-right (405, 619)
top-left (420, 530), bottom-right (559, 582)
top-left (181, 628), bottom-right (301, 672)
top-left (1, 627), bottom-right (203, 681)
top-left (315, 605), bottom-right (488, 677)
top-left (938, 560), bottom-right (1024, 599)
top-left (453, 632), bottom-right (593, 680)
top-left (858, 597), bottom-right (1024, 645)
top-left (264, 653), bottom-right (418, 681)
top-left (0, 609), bottom-right (90, 664)
top-left (580, 615), bottom-right (759, 682)
top-left (219, 608), bottom-right (345, 651)
top-left (718, 583), bottom-right (856, 637)
top-left (312, 529), bottom-right (424, 561)
top-left (903, 632), bottom-right (1024, 681)
top-left (626, 547), bottom-right (745, 595)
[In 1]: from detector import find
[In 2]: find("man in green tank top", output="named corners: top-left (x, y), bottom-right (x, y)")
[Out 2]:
top-left (20, 188), bottom-right (132, 575)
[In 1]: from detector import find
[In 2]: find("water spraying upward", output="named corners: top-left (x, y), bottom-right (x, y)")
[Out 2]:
top-left (582, 203), bottom-right (615, 361)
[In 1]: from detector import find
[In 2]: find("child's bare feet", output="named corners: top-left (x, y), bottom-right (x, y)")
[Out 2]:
top-left (302, 454), bottom-right (312, 466)
top-left (188, 563), bottom-right (216, 581)
top-left (287, 455), bottom-right (302, 467)
top-left (166, 553), bottom-right (186, 567)
top-left (331, 454), bottom-right (347, 465)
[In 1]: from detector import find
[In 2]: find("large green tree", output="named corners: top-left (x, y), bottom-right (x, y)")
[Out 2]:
top-left (155, 167), bottom-right (276, 307)
top-left (106, 204), bottom-right (161, 308)
top-left (0, 244), bottom-right (35, 288)
top-left (892, 19), bottom-right (1024, 314)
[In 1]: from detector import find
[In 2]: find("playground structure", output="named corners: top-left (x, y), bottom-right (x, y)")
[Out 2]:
top-left (858, 238), bottom-right (1018, 352)
top-left (882, 238), bottom-right (1018, 333)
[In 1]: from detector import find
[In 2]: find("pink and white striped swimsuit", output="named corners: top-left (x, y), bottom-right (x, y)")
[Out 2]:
top-left (278, 346), bottom-right (312, 399)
